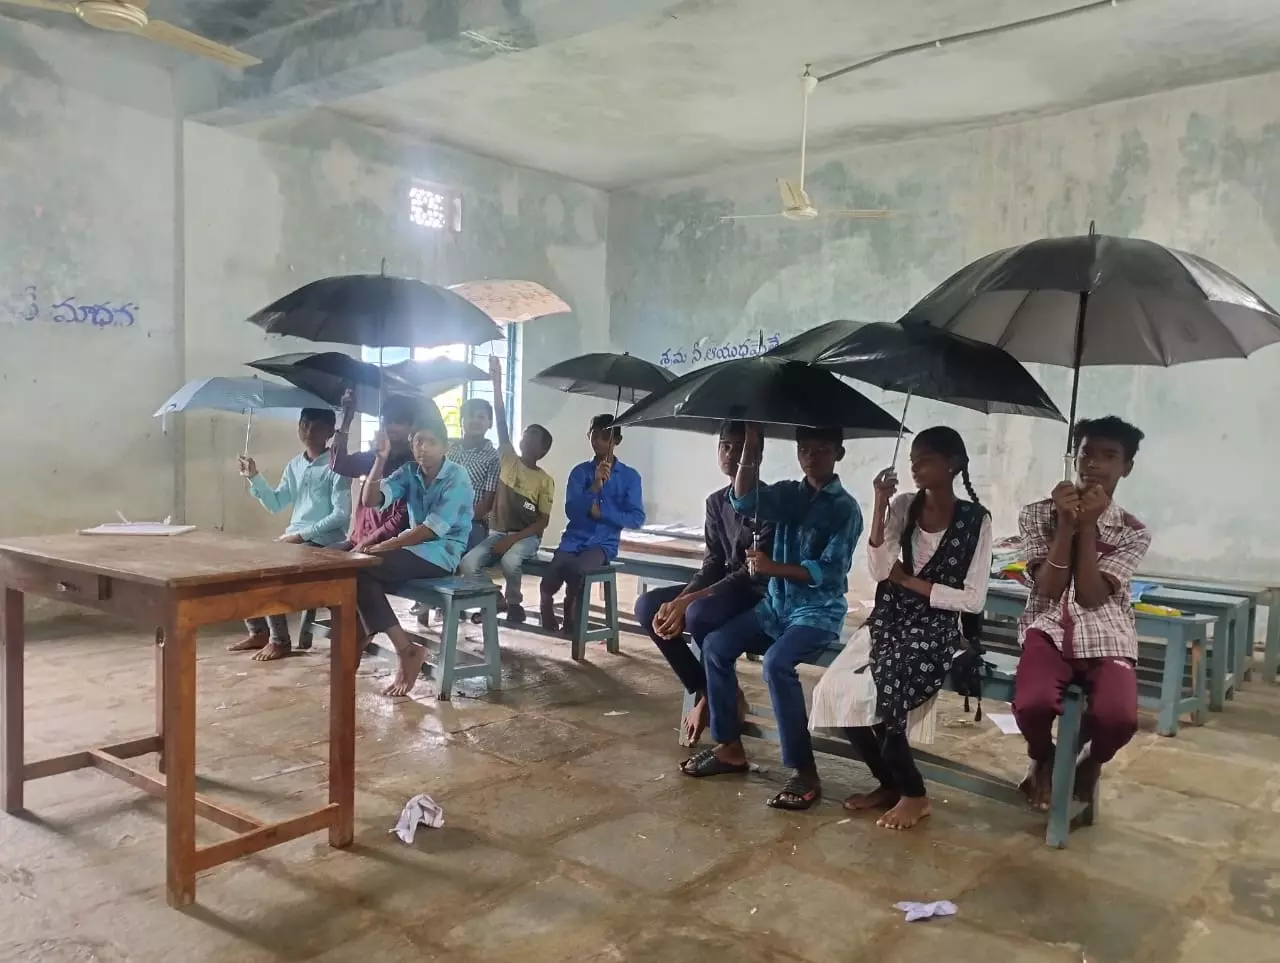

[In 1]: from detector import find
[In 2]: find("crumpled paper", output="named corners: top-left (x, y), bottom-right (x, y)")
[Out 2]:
top-left (894, 900), bottom-right (957, 922)
top-left (390, 794), bottom-right (444, 844)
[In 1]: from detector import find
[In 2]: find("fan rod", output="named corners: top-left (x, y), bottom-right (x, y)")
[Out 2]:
top-left (815, 0), bottom-right (1131, 84)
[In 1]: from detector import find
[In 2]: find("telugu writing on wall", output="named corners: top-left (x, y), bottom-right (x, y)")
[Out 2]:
top-left (8, 285), bottom-right (139, 329)
top-left (658, 331), bottom-right (782, 368)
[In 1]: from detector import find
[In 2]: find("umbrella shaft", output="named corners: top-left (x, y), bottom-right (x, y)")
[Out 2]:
top-left (889, 390), bottom-right (913, 466)
top-left (244, 409), bottom-right (253, 457)
top-left (1064, 291), bottom-right (1089, 481)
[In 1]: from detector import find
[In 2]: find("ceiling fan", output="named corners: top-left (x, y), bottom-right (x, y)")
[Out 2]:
top-left (0, 0), bottom-right (261, 68)
top-left (721, 66), bottom-right (891, 223)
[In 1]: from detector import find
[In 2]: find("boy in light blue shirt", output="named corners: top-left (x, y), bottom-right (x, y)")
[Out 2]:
top-left (231, 407), bottom-right (351, 661)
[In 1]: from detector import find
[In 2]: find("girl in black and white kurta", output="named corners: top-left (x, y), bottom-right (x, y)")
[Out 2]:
top-left (809, 427), bottom-right (992, 830)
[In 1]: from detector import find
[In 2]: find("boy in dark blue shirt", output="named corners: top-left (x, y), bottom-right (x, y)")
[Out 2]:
top-left (540, 414), bottom-right (645, 633)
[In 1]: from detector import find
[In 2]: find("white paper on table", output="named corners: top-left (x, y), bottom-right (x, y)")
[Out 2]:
top-left (985, 712), bottom-right (1022, 736)
top-left (79, 523), bottom-right (197, 536)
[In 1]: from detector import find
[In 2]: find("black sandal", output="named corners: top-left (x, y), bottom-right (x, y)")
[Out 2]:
top-left (767, 776), bottom-right (822, 811)
top-left (680, 747), bottom-right (749, 778)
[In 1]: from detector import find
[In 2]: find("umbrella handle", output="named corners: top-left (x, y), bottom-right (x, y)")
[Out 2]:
top-left (888, 389), bottom-right (912, 468)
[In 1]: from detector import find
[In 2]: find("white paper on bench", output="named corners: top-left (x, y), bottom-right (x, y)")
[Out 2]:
top-left (79, 523), bottom-right (197, 536)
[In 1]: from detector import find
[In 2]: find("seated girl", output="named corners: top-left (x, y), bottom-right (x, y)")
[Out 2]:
top-left (809, 426), bottom-right (992, 830)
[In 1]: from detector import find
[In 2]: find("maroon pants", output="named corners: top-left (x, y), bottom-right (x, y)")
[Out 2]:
top-left (1013, 629), bottom-right (1138, 766)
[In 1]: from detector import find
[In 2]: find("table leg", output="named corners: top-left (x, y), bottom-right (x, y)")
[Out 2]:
top-left (154, 629), bottom-right (166, 775)
top-left (1, 588), bottom-right (24, 813)
top-left (164, 615), bottom-right (197, 907)
top-left (1266, 593), bottom-right (1280, 684)
top-left (329, 584), bottom-right (356, 849)
top-left (1207, 616), bottom-right (1227, 712)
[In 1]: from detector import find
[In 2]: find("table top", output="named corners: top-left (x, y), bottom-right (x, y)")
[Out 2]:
top-left (619, 533), bottom-right (705, 561)
top-left (986, 579), bottom-right (1215, 625)
top-left (0, 531), bottom-right (378, 589)
top-left (637, 524), bottom-right (703, 543)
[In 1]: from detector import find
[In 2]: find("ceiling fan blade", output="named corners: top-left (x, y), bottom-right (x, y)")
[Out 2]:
top-left (720, 213), bottom-right (787, 221)
top-left (778, 178), bottom-right (809, 211)
top-left (141, 19), bottom-right (261, 67)
top-left (0, 0), bottom-right (76, 12)
top-left (823, 210), bottom-right (894, 218)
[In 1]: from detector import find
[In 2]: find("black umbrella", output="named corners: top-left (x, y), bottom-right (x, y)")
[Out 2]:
top-left (770, 319), bottom-right (1064, 461)
top-left (248, 353), bottom-right (418, 417)
top-left (385, 358), bottom-right (488, 399)
top-left (614, 355), bottom-right (905, 440)
top-left (246, 266), bottom-right (502, 349)
top-left (532, 352), bottom-right (677, 412)
top-left (901, 222), bottom-right (1280, 474)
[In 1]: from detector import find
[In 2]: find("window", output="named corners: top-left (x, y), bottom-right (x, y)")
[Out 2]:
top-left (408, 180), bottom-right (462, 232)
top-left (360, 324), bottom-right (522, 447)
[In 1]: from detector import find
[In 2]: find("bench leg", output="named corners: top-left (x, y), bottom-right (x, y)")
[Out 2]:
top-left (1189, 639), bottom-right (1208, 726)
top-left (1206, 618), bottom-right (1227, 712)
top-left (1233, 611), bottom-right (1249, 688)
top-left (1157, 635), bottom-right (1189, 736)
top-left (1266, 595), bottom-right (1280, 684)
top-left (604, 578), bottom-right (620, 655)
top-left (481, 595), bottom-right (502, 691)
top-left (437, 598), bottom-right (458, 701)
top-left (571, 589), bottom-right (589, 662)
top-left (1046, 688), bottom-right (1083, 849)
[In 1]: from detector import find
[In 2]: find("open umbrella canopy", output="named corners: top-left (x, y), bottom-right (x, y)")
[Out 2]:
top-left (532, 352), bottom-right (677, 406)
top-left (449, 280), bottom-right (570, 323)
top-left (614, 355), bottom-right (905, 440)
top-left (154, 376), bottom-right (330, 418)
top-left (249, 352), bottom-right (420, 393)
top-left (385, 358), bottom-right (488, 398)
top-left (771, 320), bottom-right (1063, 421)
top-left (248, 355), bottom-right (416, 417)
top-left (901, 230), bottom-right (1280, 368)
top-left (246, 274), bottom-right (502, 348)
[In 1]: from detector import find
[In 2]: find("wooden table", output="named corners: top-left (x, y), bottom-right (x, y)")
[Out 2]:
top-left (620, 532), bottom-right (704, 561)
top-left (0, 532), bottom-right (376, 907)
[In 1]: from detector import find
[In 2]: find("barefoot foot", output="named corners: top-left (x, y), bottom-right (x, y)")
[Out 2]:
top-left (384, 643), bottom-right (429, 697)
top-left (228, 632), bottom-right (269, 652)
top-left (1018, 758), bottom-right (1054, 812)
top-left (680, 695), bottom-right (709, 748)
top-left (252, 641), bottom-right (291, 662)
top-left (877, 795), bottom-right (931, 830)
top-left (843, 786), bottom-right (900, 811)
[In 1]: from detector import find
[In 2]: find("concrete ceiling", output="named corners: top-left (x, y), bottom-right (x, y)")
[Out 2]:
top-left (6, 0), bottom-right (1280, 188)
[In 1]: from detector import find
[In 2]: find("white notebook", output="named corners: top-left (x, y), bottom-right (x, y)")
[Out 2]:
top-left (78, 523), bottom-right (197, 537)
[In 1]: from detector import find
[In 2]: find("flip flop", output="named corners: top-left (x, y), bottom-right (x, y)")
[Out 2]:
top-left (680, 747), bottom-right (749, 777)
top-left (767, 776), bottom-right (822, 811)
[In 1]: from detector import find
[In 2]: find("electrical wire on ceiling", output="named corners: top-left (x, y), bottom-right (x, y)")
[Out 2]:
top-left (816, 0), bottom-right (1134, 84)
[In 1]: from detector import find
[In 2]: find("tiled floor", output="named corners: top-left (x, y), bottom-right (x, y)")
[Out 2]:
top-left (3, 597), bottom-right (1280, 962)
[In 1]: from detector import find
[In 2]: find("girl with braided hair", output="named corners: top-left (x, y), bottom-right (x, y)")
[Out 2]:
top-left (809, 426), bottom-right (992, 830)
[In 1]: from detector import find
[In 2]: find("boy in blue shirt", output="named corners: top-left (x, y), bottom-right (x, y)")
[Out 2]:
top-left (539, 414), bottom-right (645, 633)
top-left (232, 407), bottom-right (350, 661)
top-left (358, 409), bottom-right (474, 697)
top-left (680, 423), bottom-right (861, 812)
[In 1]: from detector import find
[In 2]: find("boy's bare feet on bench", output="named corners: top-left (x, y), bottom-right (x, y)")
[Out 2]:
top-left (878, 795), bottom-right (931, 830)
top-left (1019, 758), bottom-right (1053, 812)
top-left (383, 641), bottom-right (428, 697)
top-left (844, 786), bottom-right (899, 811)
top-left (228, 632), bottom-right (269, 653)
top-left (253, 641), bottom-right (291, 662)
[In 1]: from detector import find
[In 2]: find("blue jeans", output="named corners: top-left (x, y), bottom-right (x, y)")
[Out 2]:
top-left (460, 532), bottom-right (540, 606)
top-left (701, 607), bottom-right (837, 772)
top-left (634, 582), bottom-right (762, 695)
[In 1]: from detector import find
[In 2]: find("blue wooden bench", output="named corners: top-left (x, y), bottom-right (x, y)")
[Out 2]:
top-left (1137, 587), bottom-right (1249, 710)
top-left (680, 643), bottom-right (1093, 848)
top-left (984, 582), bottom-right (1211, 736)
top-left (1138, 573), bottom-right (1275, 684)
top-left (365, 576), bottom-right (502, 700)
top-left (504, 552), bottom-right (621, 662)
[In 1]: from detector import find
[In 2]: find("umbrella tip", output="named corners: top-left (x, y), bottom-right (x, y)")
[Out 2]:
top-left (1088, 220), bottom-right (1096, 236)
top-left (380, 257), bottom-right (387, 275)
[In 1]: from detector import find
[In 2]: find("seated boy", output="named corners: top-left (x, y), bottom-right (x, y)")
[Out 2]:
top-left (539, 414), bottom-right (645, 633)
top-left (356, 411), bottom-right (474, 697)
top-left (680, 423), bottom-right (861, 812)
top-left (233, 407), bottom-right (351, 660)
top-left (460, 356), bottom-right (555, 624)
top-left (634, 421), bottom-right (772, 746)
top-left (1013, 416), bottom-right (1152, 809)
top-left (447, 397), bottom-right (501, 551)
top-left (330, 389), bottom-right (416, 552)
